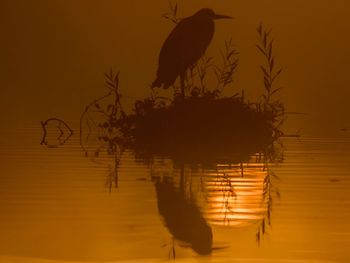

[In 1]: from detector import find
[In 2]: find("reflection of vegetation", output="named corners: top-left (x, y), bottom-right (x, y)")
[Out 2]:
top-left (150, 150), bottom-right (282, 254)
top-left (256, 167), bottom-right (280, 246)
top-left (40, 118), bottom-right (73, 148)
top-left (213, 171), bottom-right (237, 226)
top-left (77, 69), bottom-right (125, 190)
top-left (105, 151), bottom-right (123, 191)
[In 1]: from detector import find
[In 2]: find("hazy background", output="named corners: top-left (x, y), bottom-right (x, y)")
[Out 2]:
top-left (1, 0), bottom-right (350, 136)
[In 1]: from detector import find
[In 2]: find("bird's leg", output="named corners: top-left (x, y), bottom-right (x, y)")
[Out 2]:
top-left (180, 163), bottom-right (185, 193)
top-left (180, 73), bottom-right (185, 100)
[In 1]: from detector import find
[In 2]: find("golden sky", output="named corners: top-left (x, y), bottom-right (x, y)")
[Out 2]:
top-left (1, 0), bottom-right (350, 136)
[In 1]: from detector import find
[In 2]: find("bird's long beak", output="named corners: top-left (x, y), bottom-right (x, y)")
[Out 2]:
top-left (213, 13), bottom-right (232, 20)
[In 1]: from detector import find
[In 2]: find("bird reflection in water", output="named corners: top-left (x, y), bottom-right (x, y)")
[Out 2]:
top-left (150, 149), bottom-right (281, 255)
top-left (153, 174), bottom-right (213, 256)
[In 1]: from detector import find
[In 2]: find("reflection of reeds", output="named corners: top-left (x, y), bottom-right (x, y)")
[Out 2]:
top-left (105, 149), bottom-right (123, 191)
top-left (215, 172), bottom-right (237, 226)
top-left (78, 69), bottom-right (125, 190)
top-left (205, 161), bottom-right (268, 227)
top-left (256, 165), bottom-right (280, 245)
top-left (150, 150), bottom-right (282, 246)
top-left (40, 118), bottom-right (73, 148)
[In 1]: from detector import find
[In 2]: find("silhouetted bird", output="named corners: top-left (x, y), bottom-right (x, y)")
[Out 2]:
top-left (152, 8), bottom-right (232, 96)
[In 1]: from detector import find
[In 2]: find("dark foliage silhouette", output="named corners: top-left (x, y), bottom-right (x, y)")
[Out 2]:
top-left (79, 70), bottom-right (125, 156)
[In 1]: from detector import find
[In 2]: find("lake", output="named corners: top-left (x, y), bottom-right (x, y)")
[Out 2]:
top-left (0, 124), bottom-right (349, 263)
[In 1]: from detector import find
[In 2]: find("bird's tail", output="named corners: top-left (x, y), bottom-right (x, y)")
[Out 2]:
top-left (151, 77), bottom-right (163, 89)
top-left (151, 76), bottom-right (173, 89)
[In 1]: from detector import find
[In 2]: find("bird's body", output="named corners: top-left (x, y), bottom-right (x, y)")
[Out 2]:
top-left (152, 8), bottom-right (231, 91)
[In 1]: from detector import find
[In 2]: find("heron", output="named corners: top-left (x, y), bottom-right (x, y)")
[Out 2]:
top-left (151, 8), bottom-right (232, 97)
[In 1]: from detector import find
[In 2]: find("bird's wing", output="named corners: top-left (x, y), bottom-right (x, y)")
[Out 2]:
top-left (157, 18), bottom-right (214, 79)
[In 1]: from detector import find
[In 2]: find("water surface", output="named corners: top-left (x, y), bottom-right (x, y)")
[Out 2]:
top-left (0, 125), bottom-right (349, 262)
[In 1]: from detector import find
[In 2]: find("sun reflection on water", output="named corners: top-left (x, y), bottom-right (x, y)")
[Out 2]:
top-left (203, 161), bottom-right (270, 228)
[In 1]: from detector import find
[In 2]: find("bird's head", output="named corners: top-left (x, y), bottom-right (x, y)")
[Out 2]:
top-left (194, 8), bottom-right (232, 20)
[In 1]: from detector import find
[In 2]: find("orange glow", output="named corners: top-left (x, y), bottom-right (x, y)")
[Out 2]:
top-left (204, 163), bottom-right (268, 227)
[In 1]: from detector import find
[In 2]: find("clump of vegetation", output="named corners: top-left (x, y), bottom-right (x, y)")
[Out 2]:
top-left (121, 95), bottom-right (274, 163)
top-left (114, 24), bottom-right (284, 163)
top-left (79, 27), bottom-right (283, 164)
top-left (79, 69), bottom-right (126, 156)
top-left (77, 6), bottom-right (284, 164)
